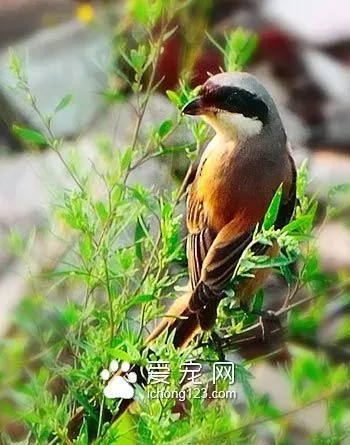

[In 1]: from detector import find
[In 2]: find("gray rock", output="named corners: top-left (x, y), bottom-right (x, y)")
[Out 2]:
top-left (0, 94), bottom-right (179, 336)
top-left (0, 0), bottom-right (74, 48)
top-left (311, 106), bottom-right (350, 147)
top-left (251, 362), bottom-right (328, 433)
top-left (251, 64), bottom-right (310, 145)
top-left (317, 222), bottom-right (350, 273)
top-left (0, 19), bottom-right (109, 139)
top-left (263, 0), bottom-right (350, 45)
top-left (309, 150), bottom-right (350, 200)
top-left (301, 49), bottom-right (350, 106)
top-left (92, 92), bottom-right (193, 148)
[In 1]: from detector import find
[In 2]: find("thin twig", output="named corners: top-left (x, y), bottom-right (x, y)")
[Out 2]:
top-left (103, 253), bottom-right (115, 343)
top-left (97, 396), bottom-right (105, 438)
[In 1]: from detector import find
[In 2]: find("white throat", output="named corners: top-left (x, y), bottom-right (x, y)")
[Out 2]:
top-left (203, 111), bottom-right (263, 142)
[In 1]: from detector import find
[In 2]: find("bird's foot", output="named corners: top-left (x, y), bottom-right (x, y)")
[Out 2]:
top-left (240, 303), bottom-right (281, 344)
top-left (259, 315), bottom-right (283, 344)
top-left (257, 309), bottom-right (278, 321)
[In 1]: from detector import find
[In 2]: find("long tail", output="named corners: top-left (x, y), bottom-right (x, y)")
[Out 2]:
top-left (67, 291), bottom-right (202, 439)
top-left (67, 289), bottom-right (287, 440)
top-left (108, 291), bottom-right (202, 423)
top-left (145, 291), bottom-right (200, 348)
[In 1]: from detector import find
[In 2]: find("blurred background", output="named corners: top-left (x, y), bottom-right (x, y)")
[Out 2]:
top-left (0, 0), bottom-right (349, 443)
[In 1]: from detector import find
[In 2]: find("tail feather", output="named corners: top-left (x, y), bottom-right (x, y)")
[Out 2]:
top-left (146, 291), bottom-right (200, 348)
top-left (107, 291), bottom-right (200, 424)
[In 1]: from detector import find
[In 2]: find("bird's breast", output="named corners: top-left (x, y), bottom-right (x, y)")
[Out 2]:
top-left (194, 137), bottom-right (286, 233)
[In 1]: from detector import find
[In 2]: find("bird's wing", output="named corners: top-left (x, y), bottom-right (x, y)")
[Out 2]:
top-left (188, 153), bottom-right (297, 314)
top-left (188, 218), bottom-right (256, 312)
top-left (186, 187), bottom-right (217, 290)
top-left (275, 152), bottom-right (297, 229)
top-left (186, 182), bottom-right (254, 299)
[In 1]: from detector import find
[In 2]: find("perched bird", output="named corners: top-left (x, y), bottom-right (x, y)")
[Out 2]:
top-left (68, 72), bottom-right (297, 437)
top-left (147, 71), bottom-right (296, 348)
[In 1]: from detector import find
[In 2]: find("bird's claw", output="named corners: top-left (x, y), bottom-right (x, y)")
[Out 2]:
top-left (261, 309), bottom-right (278, 320)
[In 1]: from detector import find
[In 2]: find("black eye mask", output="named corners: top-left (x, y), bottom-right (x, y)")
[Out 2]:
top-left (201, 85), bottom-right (269, 124)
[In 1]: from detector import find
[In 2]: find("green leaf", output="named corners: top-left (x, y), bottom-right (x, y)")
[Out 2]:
top-left (207, 28), bottom-right (258, 72)
top-left (252, 289), bottom-right (264, 312)
top-left (79, 235), bottom-right (93, 261)
top-left (8, 48), bottom-right (23, 79)
top-left (302, 250), bottom-right (319, 282)
top-left (106, 348), bottom-right (133, 363)
top-left (72, 393), bottom-right (99, 422)
top-left (166, 90), bottom-right (181, 107)
top-left (129, 0), bottom-right (150, 24)
top-left (12, 125), bottom-right (47, 145)
top-left (121, 147), bottom-right (133, 171)
top-left (101, 89), bottom-right (126, 103)
top-left (235, 364), bottom-right (255, 404)
top-left (127, 294), bottom-right (155, 309)
top-left (225, 28), bottom-right (258, 72)
top-left (130, 46), bottom-right (147, 72)
top-left (55, 94), bottom-right (73, 113)
top-left (283, 214), bottom-right (314, 234)
top-left (74, 420), bottom-right (89, 445)
top-left (158, 119), bottom-right (173, 138)
top-left (95, 201), bottom-right (108, 222)
top-left (7, 229), bottom-right (25, 256)
top-left (60, 302), bottom-right (80, 326)
top-left (263, 184), bottom-right (283, 230)
top-left (328, 183), bottom-right (350, 199)
top-left (134, 216), bottom-right (147, 261)
top-left (289, 311), bottom-right (320, 337)
top-left (296, 160), bottom-right (309, 200)
top-left (114, 411), bottom-right (138, 445)
top-left (253, 254), bottom-right (293, 269)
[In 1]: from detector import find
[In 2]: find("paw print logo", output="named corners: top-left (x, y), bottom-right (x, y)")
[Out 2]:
top-left (100, 360), bottom-right (137, 400)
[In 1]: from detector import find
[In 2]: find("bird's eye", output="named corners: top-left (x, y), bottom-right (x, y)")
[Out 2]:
top-left (225, 94), bottom-right (236, 107)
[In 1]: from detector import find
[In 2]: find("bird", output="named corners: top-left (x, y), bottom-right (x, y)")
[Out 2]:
top-left (68, 72), bottom-right (297, 438)
top-left (146, 71), bottom-right (296, 349)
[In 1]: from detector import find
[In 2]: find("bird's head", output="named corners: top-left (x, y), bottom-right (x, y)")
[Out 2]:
top-left (182, 72), bottom-right (281, 141)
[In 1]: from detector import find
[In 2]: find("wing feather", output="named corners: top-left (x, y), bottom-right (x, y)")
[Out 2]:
top-left (187, 152), bottom-right (297, 318)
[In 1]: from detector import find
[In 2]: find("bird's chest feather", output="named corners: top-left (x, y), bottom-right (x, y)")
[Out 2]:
top-left (194, 137), bottom-right (285, 232)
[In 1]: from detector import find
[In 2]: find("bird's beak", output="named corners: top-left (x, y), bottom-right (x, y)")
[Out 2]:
top-left (182, 97), bottom-right (204, 115)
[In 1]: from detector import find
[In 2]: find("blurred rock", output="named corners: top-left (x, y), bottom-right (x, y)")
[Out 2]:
top-left (93, 92), bottom-right (192, 147)
top-left (317, 222), bottom-right (350, 273)
top-left (0, 93), bottom-right (179, 248)
top-left (252, 29), bottom-right (328, 129)
top-left (0, 20), bottom-right (109, 140)
top-left (251, 64), bottom-right (310, 144)
top-left (91, 92), bottom-right (194, 189)
top-left (0, 149), bottom-right (70, 337)
top-left (302, 49), bottom-right (350, 106)
top-left (232, 354), bottom-right (329, 441)
top-left (0, 153), bottom-right (58, 230)
top-left (263, 0), bottom-right (350, 45)
top-left (251, 362), bottom-right (328, 434)
top-left (0, 93), bottom-right (177, 336)
top-left (308, 150), bottom-right (350, 200)
top-left (319, 298), bottom-right (350, 348)
top-left (310, 107), bottom-right (350, 148)
top-left (0, 0), bottom-right (74, 47)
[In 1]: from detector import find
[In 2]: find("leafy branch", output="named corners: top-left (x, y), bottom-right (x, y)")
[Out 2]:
top-left (1, 2), bottom-right (349, 445)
